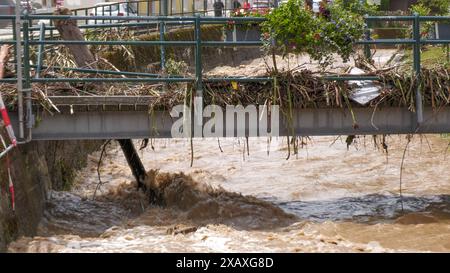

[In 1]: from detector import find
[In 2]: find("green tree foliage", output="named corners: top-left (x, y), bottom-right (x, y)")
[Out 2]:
top-left (263, 0), bottom-right (365, 67)
top-left (410, 3), bottom-right (432, 16)
top-left (332, 0), bottom-right (378, 15)
top-left (410, 3), bottom-right (433, 37)
top-left (417, 0), bottom-right (450, 15)
top-left (379, 0), bottom-right (390, 11)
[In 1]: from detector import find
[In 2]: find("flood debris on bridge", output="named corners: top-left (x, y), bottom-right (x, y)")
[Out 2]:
top-left (0, 35), bottom-right (448, 113)
top-left (0, 9), bottom-right (448, 117)
top-left (0, 9), bottom-right (449, 143)
top-left (0, 64), bottom-right (449, 112)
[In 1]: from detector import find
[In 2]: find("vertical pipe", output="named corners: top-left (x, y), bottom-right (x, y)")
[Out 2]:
top-left (35, 22), bottom-right (46, 79)
top-left (118, 139), bottom-right (147, 190)
top-left (28, 1), bottom-right (32, 28)
top-left (110, 4), bottom-right (113, 30)
top-left (364, 29), bottom-right (371, 60)
top-left (23, 21), bottom-right (30, 88)
top-left (194, 14), bottom-right (203, 136)
top-left (193, 14), bottom-right (203, 134)
top-left (160, 0), bottom-right (167, 71)
top-left (22, 19), bottom-right (33, 137)
top-left (159, 22), bottom-right (166, 71)
top-left (11, 19), bottom-right (17, 72)
top-left (49, 16), bottom-right (54, 39)
top-left (15, 0), bottom-right (24, 139)
top-left (363, 15), bottom-right (371, 61)
top-left (194, 15), bottom-right (202, 95)
top-left (413, 13), bottom-right (423, 125)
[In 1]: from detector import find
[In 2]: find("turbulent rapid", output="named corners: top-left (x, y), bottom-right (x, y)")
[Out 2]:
top-left (8, 135), bottom-right (450, 253)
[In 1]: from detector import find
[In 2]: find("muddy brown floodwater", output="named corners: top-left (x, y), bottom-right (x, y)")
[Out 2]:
top-left (8, 135), bottom-right (450, 253)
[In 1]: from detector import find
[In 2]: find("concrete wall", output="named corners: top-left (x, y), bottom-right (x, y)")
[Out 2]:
top-left (0, 140), bottom-right (103, 252)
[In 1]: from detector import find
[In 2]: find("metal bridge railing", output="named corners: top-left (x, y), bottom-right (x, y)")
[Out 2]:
top-left (0, 14), bottom-right (269, 82)
top-left (362, 15), bottom-right (450, 125)
top-left (0, 13), bottom-right (449, 143)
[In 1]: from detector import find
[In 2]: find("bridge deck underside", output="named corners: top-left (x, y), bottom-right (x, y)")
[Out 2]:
top-left (9, 107), bottom-right (450, 140)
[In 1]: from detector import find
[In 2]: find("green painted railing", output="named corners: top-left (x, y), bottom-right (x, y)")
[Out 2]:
top-left (0, 14), bottom-right (268, 86)
top-left (0, 13), bottom-right (449, 142)
top-left (361, 14), bottom-right (450, 124)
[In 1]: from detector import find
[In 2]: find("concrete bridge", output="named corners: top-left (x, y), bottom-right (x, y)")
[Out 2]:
top-left (8, 106), bottom-right (450, 140)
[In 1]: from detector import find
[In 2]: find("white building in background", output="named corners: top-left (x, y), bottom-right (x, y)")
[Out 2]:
top-left (33, 0), bottom-right (110, 9)
top-left (30, 0), bottom-right (276, 15)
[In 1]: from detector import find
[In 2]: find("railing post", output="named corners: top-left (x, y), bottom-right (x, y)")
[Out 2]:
top-left (160, 0), bottom-right (168, 71)
top-left (50, 18), bottom-right (54, 39)
top-left (413, 13), bottom-right (423, 125)
top-left (194, 14), bottom-right (203, 137)
top-left (11, 18), bottom-right (17, 72)
top-left (14, 0), bottom-right (24, 139)
top-left (363, 15), bottom-right (371, 61)
top-left (194, 15), bottom-right (202, 94)
top-left (35, 22), bottom-right (46, 79)
top-left (23, 21), bottom-right (30, 88)
top-left (22, 18), bottom-right (33, 135)
top-left (160, 22), bottom-right (166, 71)
top-left (102, 5), bottom-right (105, 25)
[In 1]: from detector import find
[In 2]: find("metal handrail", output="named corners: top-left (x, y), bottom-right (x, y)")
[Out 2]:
top-left (0, 14), bottom-right (449, 143)
top-left (0, 14), bottom-right (268, 84)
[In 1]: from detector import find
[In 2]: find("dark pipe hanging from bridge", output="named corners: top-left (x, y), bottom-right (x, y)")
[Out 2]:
top-left (50, 10), bottom-right (153, 200)
top-left (118, 139), bottom-right (147, 191)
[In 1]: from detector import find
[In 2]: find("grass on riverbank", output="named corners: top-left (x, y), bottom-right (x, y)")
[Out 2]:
top-left (402, 46), bottom-right (450, 68)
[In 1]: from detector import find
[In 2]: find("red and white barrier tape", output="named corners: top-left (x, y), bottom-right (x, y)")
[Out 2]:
top-left (0, 134), bottom-right (15, 211)
top-left (6, 154), bottom-right (14, 211)
top-left (0, 93), bottom-right (17, 146)
top-left (0, 74), bottom-right (17, 212)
